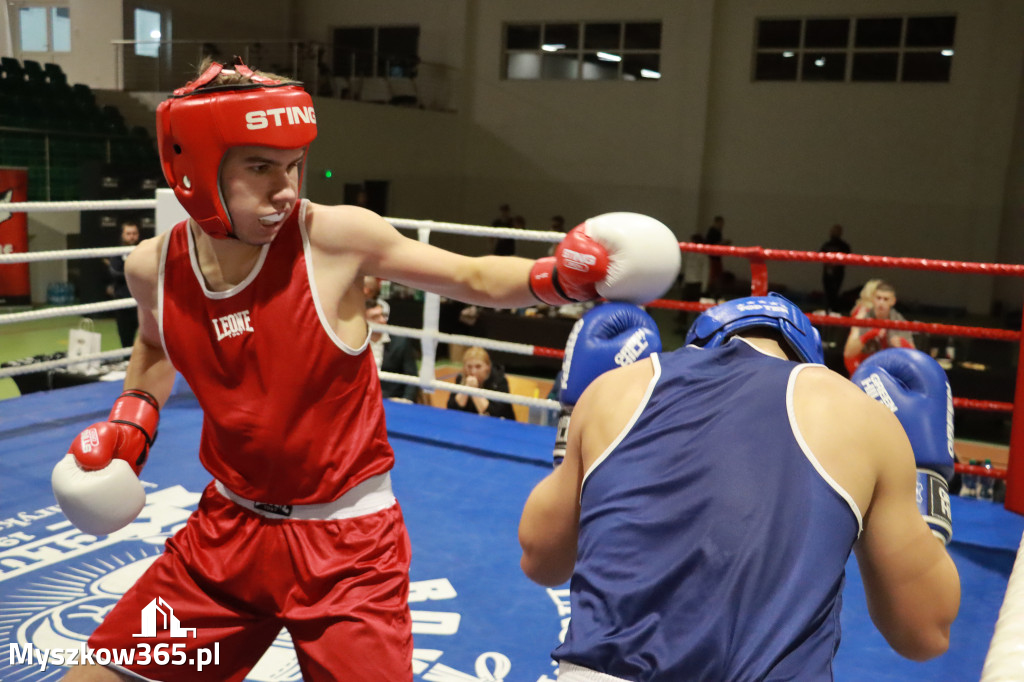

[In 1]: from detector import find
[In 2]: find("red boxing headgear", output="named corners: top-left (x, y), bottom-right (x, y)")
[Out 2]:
top-left (156, 61), bottom-right (318, 239)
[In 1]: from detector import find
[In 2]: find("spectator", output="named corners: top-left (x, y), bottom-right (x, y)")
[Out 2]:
top-left (851, 279), bottom-right (882, 318)
top-left (681, 233), bottom-right (708, 302)
top-left (844, 280), bottom-right (915, 374)
top-left (353, 186), bottom-right (370, 208)
top-left (676, 233), bottom-right (709, 332)
top-left (704, 215), bottom-right (731, 299)
top-left (363, 275), bottom-right (381, 302)
top-left (820, 224), bottom-right (851, 312)
top-left (547, 215), bottom-right (568, 256)
top-left (446, 346), bottom-right (516, 420)
top-left (366, 300), bottom-right (420, 402)
top-left (492, 203), bottom-right (516, 256)
top-left (105, 220), bottom-right (141, 348)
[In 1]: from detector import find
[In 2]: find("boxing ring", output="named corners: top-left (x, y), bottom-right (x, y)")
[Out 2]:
top-left (1, 195), bottom-right (1024, 681)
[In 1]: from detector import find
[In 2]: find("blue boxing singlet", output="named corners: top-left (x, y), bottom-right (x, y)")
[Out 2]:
top-left (555, 338), bottom-right (863, 681)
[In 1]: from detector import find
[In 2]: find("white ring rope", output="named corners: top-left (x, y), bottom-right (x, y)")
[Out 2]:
top-left (0, 245), bottom-right (133, 264)
top-left (4, 199), bottom-right (157, 213)
top-left (378, 323), bottom-right (542, 357)
top-left (378, 370), bottom-right (559, 410)
top-left (0, 298), bottom-right (137, 325)
top-left (0, 348), bottom-right (132, 378)
top-left (387, 216), bottom-right (565, 243)
top-left (980, 530), bottom-right (1024, 681)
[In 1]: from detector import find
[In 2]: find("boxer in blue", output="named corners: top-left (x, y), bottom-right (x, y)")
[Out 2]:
top-left (519, 293), bottom-right (960, 681)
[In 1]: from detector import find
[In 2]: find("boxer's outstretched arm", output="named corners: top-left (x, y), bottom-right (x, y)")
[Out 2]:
top-left (315, 204), bottom-right (538, 308)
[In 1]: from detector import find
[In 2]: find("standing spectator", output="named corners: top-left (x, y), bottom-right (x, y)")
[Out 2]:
top-left (704, 215), bottom-right (731, 299)
top-left (446, 346), bottom-right (516, 420)
top-left (677, 233), bottom-right (709, 332)
top-left (820, 224), bottom-right (851, 312)
top-left (105, 220), bottom-right (141, 348)
top-left (844, 280), bottom-right (915, 374)
top-left (681, 233), bottom-right (708, 302)
top-left (492, 203), bottom-right (516, 256)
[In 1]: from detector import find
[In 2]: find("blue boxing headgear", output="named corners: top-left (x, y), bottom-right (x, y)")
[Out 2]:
top-left (685, 293), bottom-right (824, 364)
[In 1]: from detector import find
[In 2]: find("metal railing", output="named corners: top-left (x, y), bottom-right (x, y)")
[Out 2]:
top-left (111, 39), bottom-right (459, 112)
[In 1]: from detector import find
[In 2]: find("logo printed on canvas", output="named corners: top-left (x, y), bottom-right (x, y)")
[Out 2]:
top-left (0, 486), bottom-right (523, 681)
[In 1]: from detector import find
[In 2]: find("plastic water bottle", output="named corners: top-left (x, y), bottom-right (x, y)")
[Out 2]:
top-left (978, 459), bottom-right (995, 501)
top-left (960, 460), bottom-right (977, 498)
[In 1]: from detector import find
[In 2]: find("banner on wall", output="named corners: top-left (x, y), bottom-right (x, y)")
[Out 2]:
top-left (0, 167), bottom-right (30, 306)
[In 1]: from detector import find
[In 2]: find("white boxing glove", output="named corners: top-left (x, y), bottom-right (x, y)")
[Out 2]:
top-left (51, 454), bottom-right (146, 535)
top-left (529, 212), bottom-right (681, 306)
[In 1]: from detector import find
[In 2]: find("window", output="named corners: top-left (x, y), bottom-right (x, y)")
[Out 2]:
top-left (504, 21), bottom-right (662, 81)
top-left (134, 9), bottom-right (162, 58)
top-left (133, 9), bottom-right (161, 58)
top-left (333, 26), bottom-right (420, 78)
top-left (18, 5), bottom-right (71, 53)
top-left (754, 15), bottom-right (956, 83)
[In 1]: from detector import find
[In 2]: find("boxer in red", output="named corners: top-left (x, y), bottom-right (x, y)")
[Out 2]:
top-left (50, 58), bottom-right (681, 681)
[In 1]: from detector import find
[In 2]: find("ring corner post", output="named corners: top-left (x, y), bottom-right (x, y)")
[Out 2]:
top-left (1003, 307), bottom-right (1024, 515)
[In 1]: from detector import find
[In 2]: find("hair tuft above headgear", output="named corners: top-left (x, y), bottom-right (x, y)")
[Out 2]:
top-left (156, 59), bottom-right (318, 239)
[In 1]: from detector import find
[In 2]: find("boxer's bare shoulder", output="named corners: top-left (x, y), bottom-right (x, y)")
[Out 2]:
top-left (573, 358), bottom-right (655, 472)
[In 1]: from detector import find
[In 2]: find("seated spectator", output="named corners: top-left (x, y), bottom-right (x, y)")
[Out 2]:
top-left (844, 280), bottom-right (915, 374)
top-left (366, 300), bottom-right (420, 401)
top-left (446, 346), bottom-right (516, 420)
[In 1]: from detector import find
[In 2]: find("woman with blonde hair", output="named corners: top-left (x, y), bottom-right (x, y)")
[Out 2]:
top-left (446, 346), bottom-right (516, 420)
top-left (851, 279), bottom-right (882, 319)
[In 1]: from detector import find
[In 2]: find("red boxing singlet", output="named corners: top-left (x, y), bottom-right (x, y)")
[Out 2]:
top-left (158, 201), bottom-right (394, 504)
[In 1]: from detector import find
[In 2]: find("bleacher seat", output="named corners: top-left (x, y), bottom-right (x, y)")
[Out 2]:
top-left (43, 62), bottom-right (67, 86)
top-left (22, 60), bottom-right (46, 85)
top-left (1, 57), bottom-right (24, 81)
top-left (72, 83), bottom-right (96, 107)
top-left (101, 105), bottom-right (128, 134)
top-left (0, 65), bottom-right (161, 201)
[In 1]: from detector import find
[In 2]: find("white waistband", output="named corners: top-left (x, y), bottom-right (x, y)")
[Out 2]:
top-left (214, 472), bottom-right (396, 521)
top-left (557, 662), bottom-right (629, 682)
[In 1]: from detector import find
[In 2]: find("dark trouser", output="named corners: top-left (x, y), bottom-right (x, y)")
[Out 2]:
top-left (114, 308), bottom-right (139, 348)
top-left (823, 271), bottom-right (844, 312)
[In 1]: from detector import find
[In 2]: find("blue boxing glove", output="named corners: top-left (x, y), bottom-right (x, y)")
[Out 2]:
top-left (553, 303), bottom-right (661, 466)
top-left (851, 348), bottom-right (955, 544)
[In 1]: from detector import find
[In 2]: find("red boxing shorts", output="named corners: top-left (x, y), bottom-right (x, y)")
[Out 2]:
top-left (87, 478), bottom-right (412, 681)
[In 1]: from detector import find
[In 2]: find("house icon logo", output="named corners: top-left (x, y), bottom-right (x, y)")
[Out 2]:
top-left (132, 597), bottom-right (197, 639)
